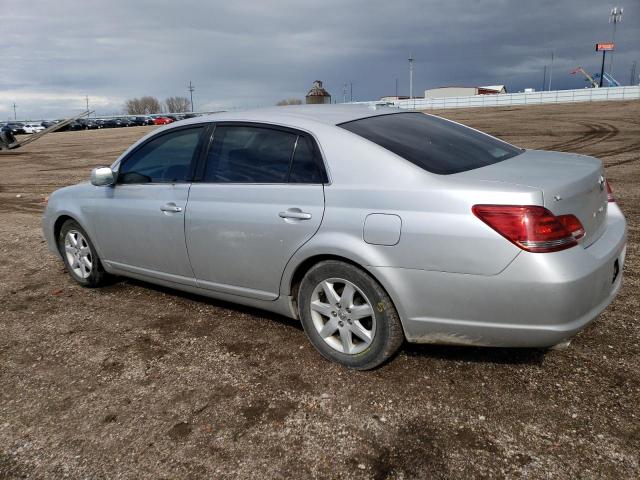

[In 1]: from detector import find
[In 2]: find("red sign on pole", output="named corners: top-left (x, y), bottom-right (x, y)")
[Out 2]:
top-left (596, 43), bottom-right (615, 51)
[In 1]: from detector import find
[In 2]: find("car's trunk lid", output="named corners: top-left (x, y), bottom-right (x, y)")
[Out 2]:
top-left (454, 149), bottom-right (608, 247)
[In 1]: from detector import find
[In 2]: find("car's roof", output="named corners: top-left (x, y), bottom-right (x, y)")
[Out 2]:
top-left (189, 104), bottom-right (404, 127)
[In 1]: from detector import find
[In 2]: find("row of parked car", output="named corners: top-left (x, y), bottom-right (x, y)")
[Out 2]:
top-left (1, 113), bottom-right (201, 134)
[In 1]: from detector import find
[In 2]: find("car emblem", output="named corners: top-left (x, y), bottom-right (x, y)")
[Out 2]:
top-left (554, 195), bottom-right (562, 202)
top-left (599, 175), bottom-right (605, 192)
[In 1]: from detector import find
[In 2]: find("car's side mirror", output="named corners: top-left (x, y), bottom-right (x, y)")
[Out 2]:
top-left (91, 167), bottom-right (116, 186)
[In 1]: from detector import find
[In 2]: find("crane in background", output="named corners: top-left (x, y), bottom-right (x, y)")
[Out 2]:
top-left (570, 67), bottom-right (599, 88)
top-left (602, 72), bottom-right (621, 87)
top-left (591, 71), bottom-right (622, 87)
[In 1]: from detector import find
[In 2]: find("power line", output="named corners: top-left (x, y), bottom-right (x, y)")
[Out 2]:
top-left (548, 51), bottom-right (554, 91)
top-left (408, 53), bottom-right (414, 98)
top-left (188, 81), bottom-right (195, 112)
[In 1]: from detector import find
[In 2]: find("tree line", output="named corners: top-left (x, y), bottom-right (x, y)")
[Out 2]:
top-left (126, 96), bottom-right (306, 114)
top-left (125, 96), bottom-right (192, 115)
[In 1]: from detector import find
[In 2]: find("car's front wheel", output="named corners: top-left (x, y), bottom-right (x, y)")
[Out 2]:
top-left (298, 260), bottom-right (404, 370)
top-left (57, 219), bottom-right (109, 287)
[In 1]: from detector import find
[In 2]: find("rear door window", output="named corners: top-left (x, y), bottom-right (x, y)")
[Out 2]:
top-left (203, 126), bottom-right (294, 183)
top-left (339, 112), bottom-right (522, 175)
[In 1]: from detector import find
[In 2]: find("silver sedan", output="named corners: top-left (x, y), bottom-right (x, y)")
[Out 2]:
top-left (42, 105), bottom-right (627, 369)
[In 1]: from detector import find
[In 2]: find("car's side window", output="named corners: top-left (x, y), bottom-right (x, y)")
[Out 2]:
top-left (203, 126), bottom-right (297, 183)
top-left (118, 126), bottom-right (205, 184)
top-left (289, 135), bottom-right (323, 183)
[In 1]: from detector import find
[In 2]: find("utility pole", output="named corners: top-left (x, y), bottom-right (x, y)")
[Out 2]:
top-left (609, 7), bottom-right (623, 76)
top-left (542, 65), bottom-right (547, 91)
top-left (188, 81), bottom-right (195, 112)
top-left (350, 82), bottom-right (353, 102)
top-left (85, 95), bottom-right (90, 114)
top-left (548, 51), bottom-right (554, 91)
top-left (395, 78), bottom-right (398, 97)
top-left (408, 53), bottom-right (414, 98)
top-left (631, 61), bottom-right (638, 86)
top-left (12, 103), bottom-right (17, 120)
top-left (343, 83), bottom-right (347, 103)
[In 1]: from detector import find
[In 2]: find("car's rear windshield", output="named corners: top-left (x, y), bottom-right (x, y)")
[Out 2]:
top-left (338, 112), bottom-right (523, 175)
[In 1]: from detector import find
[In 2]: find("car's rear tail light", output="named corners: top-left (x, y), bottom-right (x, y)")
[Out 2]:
top-left (557, 214), bottom-right (585, 240)
top-left (472, 205), bottom-right (578, 253)
top-left (605, 180), bottom-right (615, 202)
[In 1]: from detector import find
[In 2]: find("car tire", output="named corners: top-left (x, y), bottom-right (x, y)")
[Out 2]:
top-left (298, 260), bottom-right (404, 370)
top-left (57, 219), bottom-right (109, 288)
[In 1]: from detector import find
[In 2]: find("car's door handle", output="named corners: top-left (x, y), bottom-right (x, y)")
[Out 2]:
top-left (160, 203), bottom-right (183, 213)
top-left (279, 209), bottom-right (312, 220)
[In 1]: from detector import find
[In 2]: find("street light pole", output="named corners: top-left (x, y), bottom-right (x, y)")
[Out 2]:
top-left (609, 7), bottom-right (623, 76)
top-left (599, 50), bottom-right (607, 88)
top-left (12, 103), bottom-right (17, 120)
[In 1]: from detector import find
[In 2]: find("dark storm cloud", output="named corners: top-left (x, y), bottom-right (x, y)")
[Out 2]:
top-left (1, 0), bottom-right (638, 118)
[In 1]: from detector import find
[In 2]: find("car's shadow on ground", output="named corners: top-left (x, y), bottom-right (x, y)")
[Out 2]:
top-left (105, 278), bottom-right (548, 367)
top-left (403, 342), bottom-right (547, 366)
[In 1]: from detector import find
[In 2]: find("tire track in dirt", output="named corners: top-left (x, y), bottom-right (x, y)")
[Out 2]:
top-left (542, 121), bottom-right (619, 152)
top-left (605, 156), bottom-right (640, 169)
top-left (0, 197), bottom-right (45, 214)
top-left (596, 137), bottom-right (640, 159)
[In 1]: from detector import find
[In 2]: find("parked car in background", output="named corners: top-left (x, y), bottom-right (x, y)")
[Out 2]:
top-left (5, 122), bottom-right (26, 134)
top-left (103, 118), bottom-right (125, 128)
top-left (67, 121), bottom-right (85, 131)
top-left (41, 120), bottom-right (58, 129)
top-left (152, 116), bottom-right (173, 125)
top-left (23, 123), bottom-right (45, 134)
top-left (78, 119), bottom-right (102, 130)
top-left (131, 116), bottom-right (153, 126)
top-left (42, 105), bottom-right (627, 370)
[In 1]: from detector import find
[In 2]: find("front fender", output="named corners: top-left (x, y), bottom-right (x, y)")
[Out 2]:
top-left (42, 184), bottom-right (107, 261)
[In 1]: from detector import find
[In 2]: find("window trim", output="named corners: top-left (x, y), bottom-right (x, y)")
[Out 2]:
top-left (193, 121), bottom-right (329, 185)
top-left (116, 123), bottom-right (211, 185)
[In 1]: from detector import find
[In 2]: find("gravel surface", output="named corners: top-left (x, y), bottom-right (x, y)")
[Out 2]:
top-left (1, 101), bottom-right (638, 479)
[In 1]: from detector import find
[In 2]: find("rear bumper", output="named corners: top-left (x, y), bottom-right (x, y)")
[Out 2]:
top-left (372, 204), bottom-right (627, 348)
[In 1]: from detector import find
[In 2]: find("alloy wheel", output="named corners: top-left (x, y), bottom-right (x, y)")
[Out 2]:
top-left (64, 230), bottom-right (93, 279)
top-left (309, 278), bottom-right (376, 354)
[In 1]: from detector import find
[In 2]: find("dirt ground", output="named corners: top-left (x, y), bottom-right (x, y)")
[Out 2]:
top-left (1, 101), bottom-right (638, 479)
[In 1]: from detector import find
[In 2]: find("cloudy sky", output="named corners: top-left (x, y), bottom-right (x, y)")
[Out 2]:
top-left (1, 0), bottom-right (638, 119)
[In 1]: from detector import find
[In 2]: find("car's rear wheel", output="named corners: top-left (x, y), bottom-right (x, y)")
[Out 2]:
top-left (298, 260), bottom-right (404, 370)
top-left (57, 220), bottom-right (109, 287)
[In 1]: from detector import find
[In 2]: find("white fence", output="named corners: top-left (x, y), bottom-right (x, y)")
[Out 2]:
top-left (354, 85), bottom-right (640, 110)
